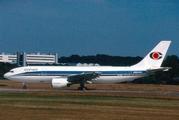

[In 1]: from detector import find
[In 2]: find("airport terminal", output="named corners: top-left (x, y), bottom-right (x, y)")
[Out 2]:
top-left (0, 52), bottom-right (58, 66)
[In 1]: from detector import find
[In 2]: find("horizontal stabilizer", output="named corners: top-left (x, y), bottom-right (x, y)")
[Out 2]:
top-left (147, 67), bottom-right (171, 72)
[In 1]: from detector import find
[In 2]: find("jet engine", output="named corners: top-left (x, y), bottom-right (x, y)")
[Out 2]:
top-left (51, 78), bottom-right (69, 88)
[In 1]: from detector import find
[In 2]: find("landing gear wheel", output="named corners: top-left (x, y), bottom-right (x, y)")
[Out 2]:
top-left (78, 83), bottom-right (88, 91)
top-left (22, 83), bottom-right (26, 89)
top-left (84, 87), bottom-right (88, 90)
top-left (78, 87), bottom-right (82, 90)
top-left (78, 86), bottom-right (88, 91)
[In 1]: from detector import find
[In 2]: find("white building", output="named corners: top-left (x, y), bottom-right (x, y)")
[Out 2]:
top-left (0, 53), bottom-right (17, 63)
top-left (25, 53), bottom-right (58, 65)
top-left (0, 52), bottom-right (58, 66)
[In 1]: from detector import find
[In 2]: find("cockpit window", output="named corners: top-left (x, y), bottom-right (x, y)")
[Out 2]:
top-left (10, 71), bottom-right (14, 73)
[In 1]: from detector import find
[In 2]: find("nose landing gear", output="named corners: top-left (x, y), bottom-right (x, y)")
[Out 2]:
top-left (22, 82), bottom-right (26, 89)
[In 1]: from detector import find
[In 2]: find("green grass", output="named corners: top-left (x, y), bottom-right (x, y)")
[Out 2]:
top-left (1, 92), bottom-right (179, 120)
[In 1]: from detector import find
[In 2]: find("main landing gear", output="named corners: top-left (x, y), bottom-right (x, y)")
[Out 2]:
top-left (22, 82), bottom-right (26, 89)
top-left (78, 83), bottom-right (88, 91)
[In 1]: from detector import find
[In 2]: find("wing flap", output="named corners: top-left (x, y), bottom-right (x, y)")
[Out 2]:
top-left (67, 72), bottom-right (100, 84)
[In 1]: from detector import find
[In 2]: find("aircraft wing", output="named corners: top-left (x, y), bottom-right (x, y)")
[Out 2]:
top-left (147, 67), bottom-right (171, 72)
top-left (67, 72), bottom-right (100, 84)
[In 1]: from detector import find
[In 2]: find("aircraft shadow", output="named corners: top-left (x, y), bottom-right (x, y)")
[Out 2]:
top-left (0, 84), bottom-right (7, 87)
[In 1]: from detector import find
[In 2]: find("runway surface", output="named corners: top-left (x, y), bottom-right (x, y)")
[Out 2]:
top-left (1, 87), bottom-right (179, 96)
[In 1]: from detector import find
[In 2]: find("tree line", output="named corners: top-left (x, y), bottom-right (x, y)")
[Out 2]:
top-left (59, 54), bottom-right (143, 66)
top-left (0, 54), bottom-right (179, 85)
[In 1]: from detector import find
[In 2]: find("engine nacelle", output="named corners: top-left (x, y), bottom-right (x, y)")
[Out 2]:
top-left (51, 78), bottom-right (69, 88)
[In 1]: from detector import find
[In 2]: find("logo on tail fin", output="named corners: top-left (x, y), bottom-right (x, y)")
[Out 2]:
top-left (150, 52), bottom-right (163, 60)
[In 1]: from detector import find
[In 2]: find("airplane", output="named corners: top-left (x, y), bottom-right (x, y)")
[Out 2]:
top-left (4, 41), bottom-right (171, 90)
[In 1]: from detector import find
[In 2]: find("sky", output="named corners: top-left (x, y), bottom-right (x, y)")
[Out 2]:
top-left (0, 0), bottom-right (179, 57)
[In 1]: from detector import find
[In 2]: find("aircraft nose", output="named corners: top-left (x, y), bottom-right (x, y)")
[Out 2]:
top-left (4, 73), bottom-right (9, 79)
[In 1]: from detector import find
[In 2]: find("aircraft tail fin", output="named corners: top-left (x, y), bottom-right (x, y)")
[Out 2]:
top-left (131, 41), bottom-right (171, 69)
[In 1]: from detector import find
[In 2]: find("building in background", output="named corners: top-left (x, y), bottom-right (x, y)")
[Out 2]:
top-left (0, 52), bottom-right (58, 66)
top-left (0, 53), bottom-right (17, 63)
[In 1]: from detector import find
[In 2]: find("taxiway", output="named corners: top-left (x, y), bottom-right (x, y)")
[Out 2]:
top-left (1, 87), bottom-right (179, 96)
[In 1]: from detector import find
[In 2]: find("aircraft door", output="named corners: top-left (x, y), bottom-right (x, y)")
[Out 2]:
top-left (41, 68), bottom-right (46, 76)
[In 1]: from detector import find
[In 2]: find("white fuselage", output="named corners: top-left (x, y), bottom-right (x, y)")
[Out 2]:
top-left (4, 66), bottom-right (148, 84)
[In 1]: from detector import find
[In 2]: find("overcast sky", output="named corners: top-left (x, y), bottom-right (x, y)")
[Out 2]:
top-left (0, 0), bottom-right (179, 57)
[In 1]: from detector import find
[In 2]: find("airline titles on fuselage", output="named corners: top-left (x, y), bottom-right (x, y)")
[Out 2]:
top-left (24, 68), bottom-right (38, 72)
